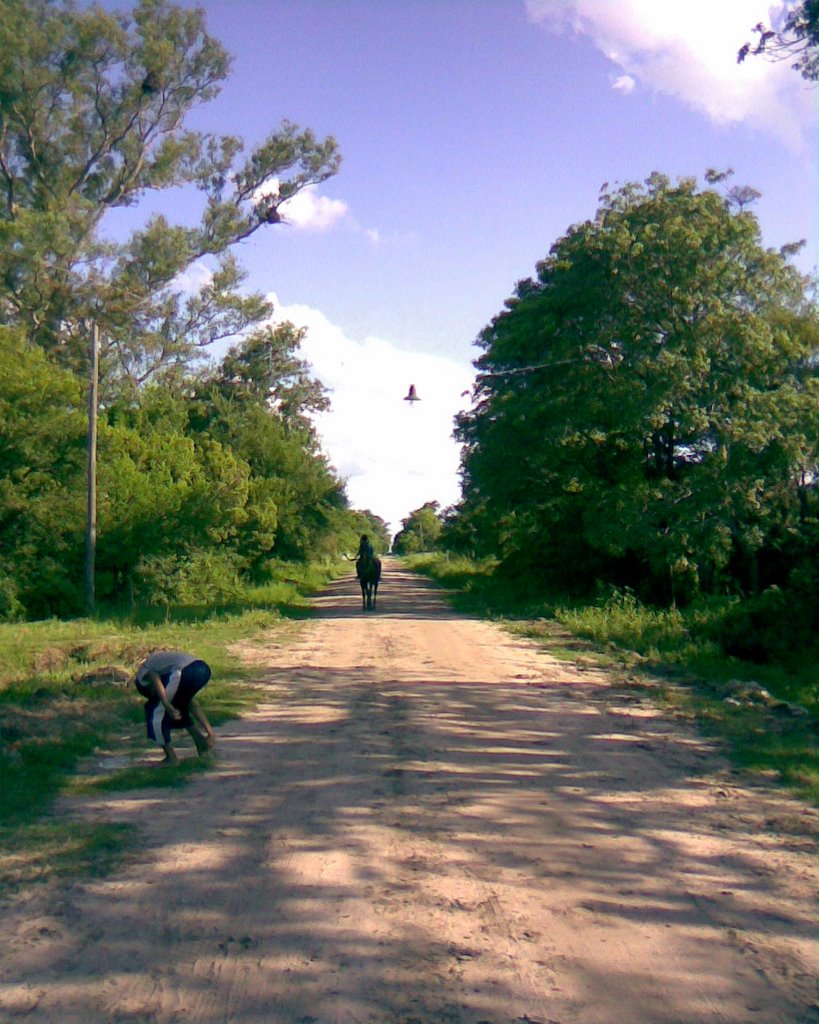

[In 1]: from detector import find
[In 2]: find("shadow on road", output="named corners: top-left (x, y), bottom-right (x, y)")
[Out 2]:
top-left (3, 568), bottom-right (817, 1024)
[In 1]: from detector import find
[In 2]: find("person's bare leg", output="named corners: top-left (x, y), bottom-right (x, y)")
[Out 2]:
top-left (160, 742), bottom-right (179, 765)
top-left (189, 699), bottom-right (216, 755)
top-left (186, 724), bottom-right (211, 755)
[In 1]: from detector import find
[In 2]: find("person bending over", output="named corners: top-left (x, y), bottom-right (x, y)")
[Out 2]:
top-left (134, 650), bottom-right (216, 764)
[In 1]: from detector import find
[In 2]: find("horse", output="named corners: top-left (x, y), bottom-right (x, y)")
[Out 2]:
top-left (356, 550), bottom-right (382, 611)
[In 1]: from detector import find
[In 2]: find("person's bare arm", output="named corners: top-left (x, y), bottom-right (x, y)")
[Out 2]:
top-left (145, 670), bottom-right (182, 719)
top-left (189, 698), bottom-right (214, 738)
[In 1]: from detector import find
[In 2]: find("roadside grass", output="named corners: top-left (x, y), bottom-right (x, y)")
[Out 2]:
top-left (0, 822), bottom-right (138, 892)
top-left (406, 553), bottom-right (819, 805)
top-left (0, 561), bottom-right (342, 893)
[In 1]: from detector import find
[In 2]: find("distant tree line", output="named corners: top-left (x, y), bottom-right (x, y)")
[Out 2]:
top-left (392, 502), bottom-right (443, 555)
top-left (442, 173), bottom-right (819, 662)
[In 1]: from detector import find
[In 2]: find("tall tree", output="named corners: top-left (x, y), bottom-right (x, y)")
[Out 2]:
top-left (189, 332), bottom-right (345, 566)
top-left (456, 173), bottom-right (819, 599)
top-left (0, 0), bottom-right (340, 388)
top-left (202, 321), bottom-right (330, 432)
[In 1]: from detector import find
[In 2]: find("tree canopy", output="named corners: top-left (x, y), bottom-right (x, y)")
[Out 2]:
top-left (0, 317), bottom-right (360, 617)
top-left (0, 0), bottom-right (339, 391)
top-left (451, 173), bottom-right (819, 603)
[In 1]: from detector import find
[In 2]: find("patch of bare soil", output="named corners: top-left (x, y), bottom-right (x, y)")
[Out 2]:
top-left (1, 561), bottom-right (817, 1024)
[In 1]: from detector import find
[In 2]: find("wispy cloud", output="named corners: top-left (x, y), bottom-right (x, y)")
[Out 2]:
top-left (362, 226), bottom-right (419, 248)
top-left (525, 0), bottom-right (813, 150)
top-left (171, 259), bottom-right (214, 295)
top-left (267, 296), bottom-right (474, 532)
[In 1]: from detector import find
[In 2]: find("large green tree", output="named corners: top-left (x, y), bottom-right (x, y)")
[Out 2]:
top-left (189, 328), bottom-right (346, 567)
top-left (456, 173), bottom-right (819, 600)
top-left (201, 321), bottom-right (330, 432)
top-left (0, 0), bottom-right (339, 389)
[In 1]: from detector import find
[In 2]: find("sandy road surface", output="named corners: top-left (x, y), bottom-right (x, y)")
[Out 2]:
top-left (1, 563), bottom-right (818, 1024)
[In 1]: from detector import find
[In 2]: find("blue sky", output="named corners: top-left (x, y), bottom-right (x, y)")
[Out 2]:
top-left (120, 1), bottom-right (818, 533)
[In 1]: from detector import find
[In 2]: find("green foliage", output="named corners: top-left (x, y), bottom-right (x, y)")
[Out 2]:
top-left (0, 572), bottom-right (22, 621)
top-left (0, 0), bottom-right (364, 621)
top-left (202, 321), bottom-right (330, 431)
top-left (392, 501), bottom-right (444, 554)
top-left (1, 298), bottom-right (366, 617)
top-left (455, 172), bottom-right (819, 604)
top-left (0, 327), bottom-right (87, 615)
top-left (715, 562), bottom-right (819, 665)
top-left (0, 0), bottom-right (340, 391)
top-left (738, 1), bottom-right (819, 80)
top-left (131, 550), bottom-right (244, 612)
top-left (0, 562), bottom-right (346, 890)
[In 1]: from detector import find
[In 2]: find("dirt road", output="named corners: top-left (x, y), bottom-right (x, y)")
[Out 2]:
top-left (1, 563), bottom-right (818, 1024)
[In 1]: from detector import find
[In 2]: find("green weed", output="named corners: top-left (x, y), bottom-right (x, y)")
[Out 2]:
top-left (0, 560), bottom-right (343, 891)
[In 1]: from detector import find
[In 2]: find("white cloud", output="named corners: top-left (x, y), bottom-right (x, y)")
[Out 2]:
top-left (612, 73), bottom-right (636, 93)
top-left (267, 296), bottom-right (474, 534)
top-left (252, 179), bottom-right (350, 231)
top-left (525, 0), bottom-right (813, 149)
top-left (279, 184), bottom-right (350, 231)
top-left (253, 181), bottom-right (402, 244)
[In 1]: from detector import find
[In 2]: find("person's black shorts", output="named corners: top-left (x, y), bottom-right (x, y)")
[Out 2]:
top-left (166, 660), bottom-right (211, 727)
top-left (139, 660), bottom-right (211, 743)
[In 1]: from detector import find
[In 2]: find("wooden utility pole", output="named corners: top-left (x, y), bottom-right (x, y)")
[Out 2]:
top-left (85, 321), bottom-right (100, 614)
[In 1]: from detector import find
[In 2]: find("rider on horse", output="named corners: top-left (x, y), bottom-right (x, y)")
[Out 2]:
top-left (357, 534), bottom-right (374, 562)
top-left (355, 535), bottom-right (381, 610)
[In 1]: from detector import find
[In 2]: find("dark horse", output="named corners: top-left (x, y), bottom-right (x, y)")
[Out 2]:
top-left (356, 550), bottom-right (382, 611)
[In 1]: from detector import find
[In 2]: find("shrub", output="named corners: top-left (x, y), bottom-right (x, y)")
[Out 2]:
top-left (0, 573), bottom-right (23, 621)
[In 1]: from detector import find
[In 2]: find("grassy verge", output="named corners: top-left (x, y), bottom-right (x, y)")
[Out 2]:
top-left (406, 553), bottom-right (819, 804)
top-left (0, 561), bottom-right (341, 893)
